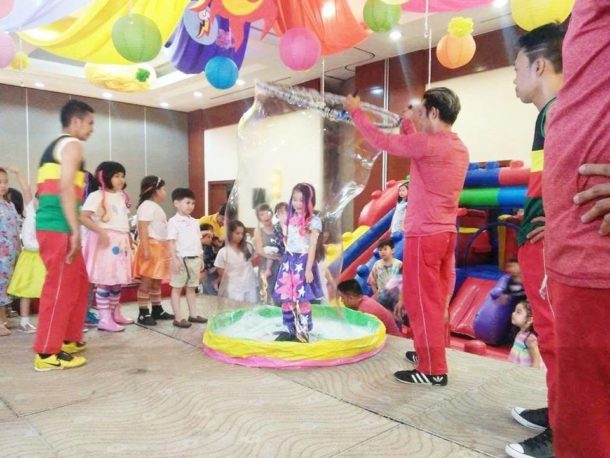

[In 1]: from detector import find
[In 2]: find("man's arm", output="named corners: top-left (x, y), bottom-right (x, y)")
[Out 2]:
top-left (60, 142), bottom-right (83, 262)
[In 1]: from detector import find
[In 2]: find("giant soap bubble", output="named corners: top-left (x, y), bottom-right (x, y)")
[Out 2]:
top-left (203, 81), bottom-right (400, 367)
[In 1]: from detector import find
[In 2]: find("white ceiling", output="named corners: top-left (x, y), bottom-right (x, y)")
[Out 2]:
top-left (0, 1), bottom-right (516, 113)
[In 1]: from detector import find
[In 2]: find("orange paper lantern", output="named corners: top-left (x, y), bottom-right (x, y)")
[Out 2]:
top-left (436, 33), bottom-right (476, 69)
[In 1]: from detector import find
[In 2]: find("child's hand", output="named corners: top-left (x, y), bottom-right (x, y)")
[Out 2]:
top-left (171, 256), bottom-right (181, 274)
top-left (305, 268), bottom-right (313, 283)
top-left (393, 303), bottom-right (403, 321)
top-left (98, 230), bottom-right (110, 247)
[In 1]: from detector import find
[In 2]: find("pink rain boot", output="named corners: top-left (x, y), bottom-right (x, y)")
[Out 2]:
top-left (112, 304), bottom-right (134, 325)
top-left (97, 308), bottom-right (125, 332)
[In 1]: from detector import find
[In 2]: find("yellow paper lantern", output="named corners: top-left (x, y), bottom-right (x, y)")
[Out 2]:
top-left (10, 51), bottom-right (29, 70)
top-left (511, 0), bottom-right (575, 31)
top-left (85, 63), bottom-right (156, 92)
top-left (436, 17), bottom-right (476, 69)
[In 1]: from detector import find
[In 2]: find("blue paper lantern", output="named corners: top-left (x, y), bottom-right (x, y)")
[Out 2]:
top-left (204, 56), bottom-right (238, 90)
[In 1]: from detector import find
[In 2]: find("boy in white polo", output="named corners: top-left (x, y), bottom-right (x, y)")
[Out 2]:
top-left (167, 188), bottom-right (207, 328)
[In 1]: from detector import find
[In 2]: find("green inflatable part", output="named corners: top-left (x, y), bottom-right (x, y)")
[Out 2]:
top-left (459, 187), bottom-right (500, 206)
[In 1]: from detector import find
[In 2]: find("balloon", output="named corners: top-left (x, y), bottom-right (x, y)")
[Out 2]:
top-left (511, 0), bottom-right (575, 31)
top-left (0, 32), bottom-right (16, 68)
top-left (183, 3), bottom-right (219, 45)
top-left (279, 27), bottom-right (321, 71)
top-left (436, 33), bottom-right (476, 69)
top-left (363, 0), bottom-right (401, 33)
top-left (205, 56), bottom-right (238, 89)
top-left (112, 14), bottom-right (162, 63)
top-left (10, 50), bottom-right (28, 70)
top-left (0, 0), bottom-right (14, 19)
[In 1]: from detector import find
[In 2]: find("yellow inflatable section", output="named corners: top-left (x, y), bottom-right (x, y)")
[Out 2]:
top-left (325, 225), bottom-right (369, 266)
top-left (19, 0), bottom-right (189, 64)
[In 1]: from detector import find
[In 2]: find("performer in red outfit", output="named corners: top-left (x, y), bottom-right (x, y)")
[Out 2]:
top-left (505, 24), bottom-right (565, 458)
top-left (345, 88), bottom-right (469, 386)
top-left (543, 1), bottom-right (610, 456)
top-left (33, 100), bottom-right (94, 372)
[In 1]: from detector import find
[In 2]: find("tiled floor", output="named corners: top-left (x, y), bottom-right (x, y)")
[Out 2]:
top-left (0, 296), bottom-right (546, 457)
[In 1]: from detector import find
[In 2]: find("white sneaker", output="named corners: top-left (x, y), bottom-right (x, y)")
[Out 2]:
top-left (18, 322), bottom-right (37, 334)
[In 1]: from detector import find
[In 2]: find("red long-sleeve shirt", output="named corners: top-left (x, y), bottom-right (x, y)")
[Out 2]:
top-left (352, 109), bottom-right (469, 236)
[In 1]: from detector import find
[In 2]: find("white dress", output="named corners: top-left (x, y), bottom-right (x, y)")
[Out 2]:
top-left (214, 245), bottom-right (258, 303)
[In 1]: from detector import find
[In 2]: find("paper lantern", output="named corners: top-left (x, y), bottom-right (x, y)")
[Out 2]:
top-left (511, 0), bottom-right (575, 31)
top-left (381, 0), bottom-right (408, 4)
top-left (85, 63), bottom-right (156, 92)
top-left (205, 56), bottom-right (239, 89)
top-left (0, 32), bottom-right (16, 68)
top-left (112, 14), bottom-right (162, 63)
top-left (279, 27), bottom-right (320, 71)
top-left (10, 51), bottom-right (28, 70)
top-left (363, 0), bottom-right (401, 32)
top-left (0, 0), bottom-right (14, 19)
top-left (436, 17), bottom-right (476, 69)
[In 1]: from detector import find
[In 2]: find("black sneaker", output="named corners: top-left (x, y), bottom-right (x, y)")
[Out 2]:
top-left (405, 351), bottom-right (418, 364)
top-left (151, 309), bottom-right (174, 320)
top-left (394, 369), bottom-right (447, 386)
top-left (505, 428), bottom-right (554, 458)
top-left (511, 407), bottom-right (549, 432)
top-left (137, 314), bottom-right (157, 326)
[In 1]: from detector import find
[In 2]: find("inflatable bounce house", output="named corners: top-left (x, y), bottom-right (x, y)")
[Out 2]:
top-left (336, 160), bottom-right (530, 360)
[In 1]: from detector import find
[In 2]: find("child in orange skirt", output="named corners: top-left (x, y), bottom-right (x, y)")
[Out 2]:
top-left (132, 176), bottom-right (173, 325)
top-left (81, 161), bottom-right (133, 332)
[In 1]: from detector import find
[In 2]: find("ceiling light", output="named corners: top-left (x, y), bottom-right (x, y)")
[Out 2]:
top-left (194, 91), bottom-right (203, 97)
top-left (160, 102), bottom-right (170, 109)
top-left (34, 82), bottom-right (45, 88)
top-left (371, 87), bottom-right (384, 95)
top-left (236, 79), bottom-right (245, 86)
top-left (493, 0), bottom-right (508, 7)
top-left (102, 92), bottom-right (113, 99)
top-left (321, 2), bottom-right (335, 18)
top-left (389, 29), bottom-right (402, 41)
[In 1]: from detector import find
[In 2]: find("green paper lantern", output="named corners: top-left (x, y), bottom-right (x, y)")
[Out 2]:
top-left (112, 14), bottom-right (162, 63)
top-left (363, 0), bottom-right (401, 33)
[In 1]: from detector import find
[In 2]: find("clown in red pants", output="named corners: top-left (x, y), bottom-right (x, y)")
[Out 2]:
top-left (402, 232), bottom-right (456, 376)
top-left (33, 231), bottom-right (90, 355)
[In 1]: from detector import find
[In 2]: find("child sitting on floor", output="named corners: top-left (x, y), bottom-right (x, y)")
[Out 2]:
top-left (509, 300), bottom-right (543, 368)
top-left (337, 279), bottom-right (402, 337)
top-left (367, 238), bottom-right (403, 314)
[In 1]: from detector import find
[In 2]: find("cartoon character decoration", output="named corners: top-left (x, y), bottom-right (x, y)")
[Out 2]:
top-left (189, 0), bottom-right (277, 48)
top-left (183, 2), bottom-right (219, 45)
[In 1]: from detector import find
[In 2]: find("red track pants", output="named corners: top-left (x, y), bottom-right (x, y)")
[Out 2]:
top-left (403, 232), bottom-right (456, 375)
top-left (33, 231), bottom-right (90, 355)
top-left (548, 279), bottom-right (610, 457)
top-left (517, 242), bottom-right (557, 423)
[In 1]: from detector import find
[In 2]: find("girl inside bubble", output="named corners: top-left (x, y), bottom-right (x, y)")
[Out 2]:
top-left (272, 183), bottom-right (324, 342)
top-left (390, 179), bottom-right (409, 235)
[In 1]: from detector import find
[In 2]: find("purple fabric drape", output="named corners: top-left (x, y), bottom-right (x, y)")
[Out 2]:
top-left (166, 15), bottom-right (250, 74)
top-left (0, 0), bottom-right (94, 31)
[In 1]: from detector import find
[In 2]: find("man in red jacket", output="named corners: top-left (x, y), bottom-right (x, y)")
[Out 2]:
top-left (345, 88), bottom-right (469, 386)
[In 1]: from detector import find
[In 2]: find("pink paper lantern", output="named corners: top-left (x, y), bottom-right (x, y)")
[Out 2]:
top-left (0, 32), bottom-right (17, 68)
top-left (279, 27), bottom-right (321, 71)
top-left (0, 0), bottom-right (15, 19)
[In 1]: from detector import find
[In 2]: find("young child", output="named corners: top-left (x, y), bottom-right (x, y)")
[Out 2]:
top-left (338, 279), bottom-right (402, 337)
top-left (132, 176), bottom-right (174, 325)
top-left (167, 188), bottom-right (207, 328)
top-left (214, 219), bottom-right (257, 303)
top-left (509, 300), bottom-right (543, 368)
top-left (82, 170), bottom-right (100, 327)
top-left (200, 224), bottom-right (219, 295)
top-left (81, 161), bottom-right (133, 332)
top-left (6, 167), bottom-right (43, 333)
top-left (253, 203), bottom-right (283, 304)
top-left (0, 167), bottom-right (24, 336)
top-left (494, 258), bottom-right (526, 305)
top-left (368, 238), bottom-right (403, 313)
top-left (272, 183), bottom-right (324, 342)
top-left (390, 180), bottom-right (409, 235)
